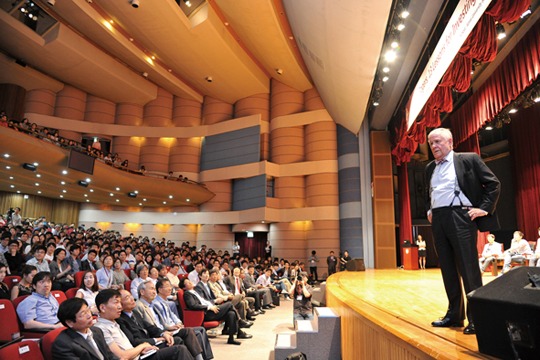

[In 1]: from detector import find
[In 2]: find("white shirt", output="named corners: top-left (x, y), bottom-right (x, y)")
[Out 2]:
top-left (94, 317), bottom-right (135, 355)
top-left (430, 151), bottom-right (472, 210)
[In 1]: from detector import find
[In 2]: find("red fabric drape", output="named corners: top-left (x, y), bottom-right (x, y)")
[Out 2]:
top-left (398, 164), bottom-right (413, 263)
top-left (508, 104), bottom-right (540, 241)
top-left (454, 132), bottom-right (480, 154)
top-left (450, 18), bottom-right (540, 147)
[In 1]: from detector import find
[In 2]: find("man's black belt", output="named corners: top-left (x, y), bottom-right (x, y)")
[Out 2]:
top-left (433, 206), bottom-right (472, 211)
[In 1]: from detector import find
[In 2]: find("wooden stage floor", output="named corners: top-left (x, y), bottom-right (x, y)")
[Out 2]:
top-left (326, 268), bottom-right (499, 360)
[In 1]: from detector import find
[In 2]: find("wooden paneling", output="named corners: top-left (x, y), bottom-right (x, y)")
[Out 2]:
top-left (0, 191), bottom-right (79, 225)
top-left (370, 131), bottom-right (396, 269)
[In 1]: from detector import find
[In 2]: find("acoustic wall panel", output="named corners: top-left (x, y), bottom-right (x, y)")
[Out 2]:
top-left (200, 126), bottom-right (261, 170)
top-left (232, 174), bottom-right (266, 211)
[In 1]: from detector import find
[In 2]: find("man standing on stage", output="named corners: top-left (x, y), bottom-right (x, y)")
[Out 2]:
top-left (425, 128), bottom-right (500, 335)
top-left (327, 251), bottom-right (337, 276)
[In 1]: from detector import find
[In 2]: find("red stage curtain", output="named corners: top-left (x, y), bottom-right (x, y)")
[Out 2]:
top-left (508, 104), bottom-right (540, 240)
top-left (450, 18), bottom-right (540, 147)
top-left (398, 164), bottom-right (413, 261)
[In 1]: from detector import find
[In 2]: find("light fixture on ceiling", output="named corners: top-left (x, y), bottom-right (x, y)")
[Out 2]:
top-left (47, 0), bottom-right (55, 5)
top-left (184, 0), bottom-right (192, 7)
top-left (396, 22), bottom-right (406, 31)
top-left (3, 153), bottom-right (9, 158)
top-left (142, 72), bottom-right (149, 79)
top-left (485, 124), bottom-right (493, 130)
top-left (382, 67), bottom-right (390, 73)
top-left (128, 192), bottom-right (137, 198)
top-left (384, 49), bottom-right (397, 62)
top-left (520, 7), bottom-right (531, 19)
top-left (205, 76), bottom-right (213, 83)
top-left (130, 0), bottom-right (140, 8)
top-left (508, 108), bottom-right (517, 114)
top-left (22, 163), bottom-right (37, 171)
top-left (496, 23), bottom-right (506, 40)
top-left (78, 180), bottom-right (89, 187)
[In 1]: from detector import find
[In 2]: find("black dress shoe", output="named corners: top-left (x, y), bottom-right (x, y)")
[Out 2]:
top-left (237, 330), bottom-right (253, 339)
top-left (221, 328), bottom-right (230, 335)
top-left (239, 319), bottom-right (253, 328)
top-left (227, 338), bottom-right (241, 345)
top-left (431, 317), bottom-right (464, 328)
top-left (258, 309), bottom-right (266, 314)
top-left (463, 323), bottom-right (475, 335)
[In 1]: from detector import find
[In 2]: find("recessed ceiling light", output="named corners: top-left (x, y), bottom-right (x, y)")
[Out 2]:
top-left (373, 101), bottom-right (380, 107)
top-left (134, 190), bottom-right (139, 194)
top-left (163, 201), bottom-right (167, 204)
top-left (397, 23), bottom-right (405, 31)
top-left (9, 176), bottom-right (13, 180)
top-left (61, 181), bottom-right (66, 185)
top-left (508, 108), bottom-right (517, 114)
top-left (116, 199), bottom-right (120, 202)
top-left (6, 166), bottom-right (11, 170)
top-left (84, 194), bottom-right (88, 197)
top-left (3, 154), bottom-right (9, 158)
top-left (391, 41), bottom-right (399, 49)
top-left (116, 187), bottom-right (120, 191)
top-left (90, 189), bottom-right (94, 192)
top-left (10, 185), bottom-right (15, 188)
top-left (86, 199), bottom-right (90, 202)
top-left (86, 178), bottom-right (91, 183)
top-left (186, 198), bottom-right (190, 202)
top-left (382, 67), bottom-right (390, 73)
top-left (139, 203), bottom-right (142, 206)
top-left (382, 76), bottom-right (389, 82)
top-left (62, 170), bottom-right (68, 175)
top-left (37, 191), bottom-right (42, 194)
top-left (143, 198), bottom-right (147, 202)
top-left (110, 193), bottom-right (114, 196)
top-left (401, 10), bottom-right (409, 19)
top-left (33, 162), bottom-right (39, 166)
top-left (60, 195), bottom-right (64, 198)
top-left (35, 183), bottom-right (39, 186)
top-left (168, 195), bottom-right (173, 199)
top-left (384, 49), bottom-right (397, 62)
top-left (16, 190), bottom-right (20, 193)
top-left (23, 195), bottom-right (29, 199)
top-left (62, 190), bottom-right (67, 193)
top-left (36, 174), bottom-right (41, 178)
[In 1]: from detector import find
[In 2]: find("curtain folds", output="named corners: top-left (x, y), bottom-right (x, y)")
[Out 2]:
top-left (398, 164), bottom-right (413, 261)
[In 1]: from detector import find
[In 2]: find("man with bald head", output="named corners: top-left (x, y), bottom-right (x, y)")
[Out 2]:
top-left (425, 128), bottom-right (500, 335)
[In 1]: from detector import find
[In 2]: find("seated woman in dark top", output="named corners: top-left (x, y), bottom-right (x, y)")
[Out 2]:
top-left (0, 263), bottom-right (10, 300)
top-left (11, 264), bottom-right (37, 300)
top-left (4, 239), bottom-right (24, 275)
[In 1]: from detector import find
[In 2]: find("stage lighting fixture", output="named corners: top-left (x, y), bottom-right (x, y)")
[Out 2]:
top-left (130, 0), bottom-right (140, 8)
top-left (22, 163), bottom-right (37, 171)
top-left (496, 23), bottom-right (506, 40)
top-left (78, 180), bottom-right (89, 187)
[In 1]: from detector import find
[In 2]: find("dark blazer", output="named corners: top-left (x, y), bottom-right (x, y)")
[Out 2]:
top-left (425, 152), bottom-right (500, 231)
top-left (81, 259), bottom-right (97, 271)
top-left (117, 311), bottom-right (162, 346)
top-left (52, 326), bottom-right (119, 360)
top-left (184, 290), bottom-right (209, 311)
top-left (195, 281), bottom-right (215, 302)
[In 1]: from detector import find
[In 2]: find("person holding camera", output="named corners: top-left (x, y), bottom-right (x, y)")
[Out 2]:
top-left (289, 275), bottom-right (313, 321)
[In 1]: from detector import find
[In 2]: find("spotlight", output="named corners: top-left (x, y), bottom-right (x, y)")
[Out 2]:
top-left (485, 125), bottom-right (493, 130)
top-left (373, 101), bottom-right (380, 107)
top-left (496, 23), bottom-right (506, 40)
top-left (275, 68), bottom-right (283, 75)
top-left (130, 0), bottom-right (140, 8)
top-left (205, 76), bottom-right (213, 83)
top-left (184, 0), bottom-right (192, 7)
top-left (142, 72), bottom-right (148, 78)
top-left (22, 163), bottom-right (37, 171)
top-left (396, 22), bottom-right (406, 31)
top-left (384, 49), bottom-right (397, 62)
top-left (521, 7), bottom-right (531, 19)
top-left (77, 180), bottom-right (89, 187)
top-left (128, 192), bottom-right (138, 198)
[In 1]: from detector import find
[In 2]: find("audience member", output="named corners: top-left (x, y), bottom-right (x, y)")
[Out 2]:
top-left (75, 271), bottom-right (99, 314)
top-left (0, 262), bottom-right (9, 299)
top-left (50, 248), bottom-right (75, 291)
top-left (26, 245), bottom-right (50, 272)
top-left (11, 264), bottom-right (37, 300)
top-left (529, 227), bottom-right (540, 267)
top-left (16, 271), bottom-right (63, 330)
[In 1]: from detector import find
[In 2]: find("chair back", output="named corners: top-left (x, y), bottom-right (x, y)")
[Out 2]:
top-left (0, 340), bottom-right (44, 360)
top-left (4, 275), bottom-right (22, 290)
top-left (65, 287), bottom-right (78, 299)
top-left (51, 290), bottom-right (67, 305)
top-left (0, 299), bottom-right (22, 343)
top-left (40, 326), bottom-right (66, 360)
top-left (74, 271), bottom-right (86, 288)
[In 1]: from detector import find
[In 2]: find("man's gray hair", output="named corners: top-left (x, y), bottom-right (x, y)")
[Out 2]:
top-left (428, 128), bottom-right (453, 141)
top-left (137, 280), bottom-right (153, 297)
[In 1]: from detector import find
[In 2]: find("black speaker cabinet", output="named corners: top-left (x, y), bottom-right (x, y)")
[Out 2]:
top-left (346, 258), bottom-right (365, 271)
top-left (468, 267), bottom-right (540, 360)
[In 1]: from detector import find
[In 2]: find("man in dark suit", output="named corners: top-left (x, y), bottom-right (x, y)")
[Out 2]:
top-left (181, 276), bottom-right (251, 345)
top-left (53, 297), bottom-right (119, 360)
top-left (81, 249), bottom-right (98, 271)
top-left (425, 128), bottom-right (500, 335)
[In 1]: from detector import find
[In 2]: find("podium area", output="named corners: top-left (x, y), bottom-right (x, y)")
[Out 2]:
top-left (326, 269), bottom-right (497, 360)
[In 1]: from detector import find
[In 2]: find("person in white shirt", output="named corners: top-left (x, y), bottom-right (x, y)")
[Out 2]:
top-left (188, 262), bottom-right (203, 287)
top-left (479, 234), bottom-right (503, 272)
top-left (166, 264), bottom-right (182, 289)
top-left (501, 231), bottom-right (533, 274)
top-left (528, 227), bottom-right (540, 267)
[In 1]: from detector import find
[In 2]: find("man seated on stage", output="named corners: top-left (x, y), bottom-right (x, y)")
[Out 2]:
top-left (53, 297), bottom-right (119, 360)
top-left (479, 234), bottom-right (503, 273)
top-left (501, 231), bottom-right (533, 274)
top-left (529, 227), bottom-right (540, 267)
top-left (181, 277), bottom-right (252, 345)
top-left (16, 271), bottom-right (64, 330)
top-left (94, 288), bottom-right (193, 360)
top-left (117, 289), bottom-right (209, 360)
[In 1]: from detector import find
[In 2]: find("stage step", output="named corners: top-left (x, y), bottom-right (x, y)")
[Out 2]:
top-left (274, 307), bottom-right (341, 360)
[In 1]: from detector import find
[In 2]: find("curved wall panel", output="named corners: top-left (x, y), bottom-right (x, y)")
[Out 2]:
top-left (305, 121), bottom-right (337, 161)
top-left (173, 97), bottom-right (202, 127)
top-left (235, 93), bottom-right (270, 161)
top-left (268, 222), bottom-right (307, 264)
top-left (169, 137), bottom-right (202, 174)
top-left (304, 87), bottom-right (325, 111)
top-left (139, 137), bottom-right (171, 173)
top-left (199, 180), bottom-right (232, 212)
top-left (115, 103), bottom-right (144, 126)
top-left (197, 224), bottom-right (234, 251)
top-left (306, 173), bottom-right (339, 207)
top-left (84, 95), bottom-right (116, 124)
top-left (271, 126), bottom-right (304, 164)
top-left (24, 89), bottom-right (56, 116)
top-left (274, 176), bottom-right (305, 208)
top-left (306, 219), bottom-right (340, 276)
top-left (202, 96), bottom-right (233, 125)
top-left (143, 87), bottom-right (173, 127)
top-left (54, 85), bottom-right (86, 141)
top-left (270, 79), bottom-right (303, 119)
